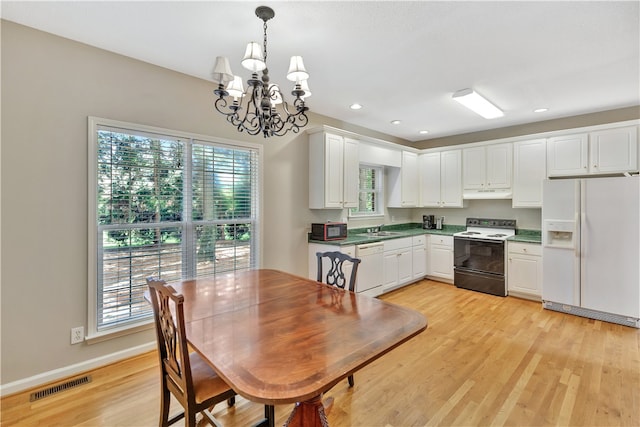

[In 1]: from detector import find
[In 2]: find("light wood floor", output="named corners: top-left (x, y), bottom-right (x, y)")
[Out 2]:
top-left (2, 280), bottom-right (639, 426)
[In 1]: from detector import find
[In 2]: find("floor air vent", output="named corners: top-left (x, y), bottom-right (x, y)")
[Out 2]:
top-left (30, 375), bottom-right (92, 401)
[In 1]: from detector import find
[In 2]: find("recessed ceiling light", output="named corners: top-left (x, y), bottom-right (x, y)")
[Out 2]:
top-left (534, 108), bottom-right (549, 113)
top-left (419, 130), bottom-right (429, 135)
top-left (391, 120), bottom-right (401, 125)
top-left (350, 103), bottom-right (363, 110)
top-left (452, 88), bottom-right (504, 119)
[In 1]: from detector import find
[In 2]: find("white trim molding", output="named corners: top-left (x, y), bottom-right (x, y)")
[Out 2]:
top-left (0, 342), bottom-right (155, 397)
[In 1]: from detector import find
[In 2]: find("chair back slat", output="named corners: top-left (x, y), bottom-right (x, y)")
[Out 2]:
top-left (316, 251), bottom-right (361, 292)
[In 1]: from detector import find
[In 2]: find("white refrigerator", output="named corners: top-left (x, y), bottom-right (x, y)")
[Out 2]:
top-left (542, 176), bottom-right (640, 327)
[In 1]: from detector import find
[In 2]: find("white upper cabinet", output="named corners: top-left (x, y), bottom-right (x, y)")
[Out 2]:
top-left (547, 126), bottom-right (638, 177)
top-left (589, 126), bottom-right (638, 174)
top-left (546, 133), bottom-right (589, 176)
top-left (512, 139), bottom-right (546, 208)
top-left (419, 149), bottom-right (463, 208)
top-left (309, 130), bottom-right (359, 209)
top-left (387, 151), bottom-right (419, 207)
top-left (462, 143), bottom-right (512, 198)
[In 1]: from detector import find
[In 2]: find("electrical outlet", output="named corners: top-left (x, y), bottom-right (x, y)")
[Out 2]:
top-left (71, 326), bottom-right (84, 345)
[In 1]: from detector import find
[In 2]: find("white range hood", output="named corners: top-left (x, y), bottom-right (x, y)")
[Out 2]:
top-left (463, 189), bottom-right (513, 199)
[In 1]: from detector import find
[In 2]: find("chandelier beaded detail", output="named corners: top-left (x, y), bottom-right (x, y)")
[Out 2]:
top-left (211, 6), bottom-right (311, 138)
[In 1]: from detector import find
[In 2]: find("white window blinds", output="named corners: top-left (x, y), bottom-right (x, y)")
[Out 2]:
top-left (90, 119), bottom-right (261, 334)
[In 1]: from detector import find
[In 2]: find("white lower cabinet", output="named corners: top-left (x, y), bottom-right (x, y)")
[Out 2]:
top-left (507, 242), bottom-right (542, 300)
top-left (427, 235), bottom-right (454, 282)
top-left (383, 237), bottom-right (413, 292)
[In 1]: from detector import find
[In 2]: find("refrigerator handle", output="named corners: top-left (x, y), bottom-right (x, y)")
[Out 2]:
top-left (578, 180), bottom-right (586, 306)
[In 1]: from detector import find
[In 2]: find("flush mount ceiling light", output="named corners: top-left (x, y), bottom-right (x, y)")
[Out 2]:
top-left (350, 103), bottom-right (363, 110)
top-left (534, 108), bottom-right (549, 113)
top-left (452, 88), bottom-right (504, 119)
top-left (211, 6), bottom-right (310, 138)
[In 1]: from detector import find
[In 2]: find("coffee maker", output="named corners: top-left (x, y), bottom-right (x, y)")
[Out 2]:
top-left (423, 215), bottom-right (435, 229)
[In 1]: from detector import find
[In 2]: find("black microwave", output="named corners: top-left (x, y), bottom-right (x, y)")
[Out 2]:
top-left (311, 222), bottom-right (348, 241)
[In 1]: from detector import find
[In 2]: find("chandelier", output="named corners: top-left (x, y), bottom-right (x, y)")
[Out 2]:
top-left (211, 6), bottom-right (311, 138)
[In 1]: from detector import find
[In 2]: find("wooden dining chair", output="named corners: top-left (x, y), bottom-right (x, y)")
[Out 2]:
top-left (315, 251), bottom-right (361, 387)
top-left (147, 278), bottom-right (236, 427)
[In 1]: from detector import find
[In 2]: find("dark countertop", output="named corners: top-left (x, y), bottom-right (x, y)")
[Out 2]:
top-left (508, 229), bottom-right (542, 244)
top-left (308, 223), bottom-right (542, 246)
top-left (308, 223), bottom-right (464, 246)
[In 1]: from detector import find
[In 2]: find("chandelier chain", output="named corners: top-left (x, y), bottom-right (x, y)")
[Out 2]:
top-left (263, 20), bottom-right (268, 63)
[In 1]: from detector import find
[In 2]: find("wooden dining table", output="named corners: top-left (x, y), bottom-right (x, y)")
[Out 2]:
top-left (166, 269), bottom-right (427, 427)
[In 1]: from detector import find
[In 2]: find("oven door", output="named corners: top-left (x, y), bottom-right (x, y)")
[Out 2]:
top-left (454, 237), bottom-right (505, 275)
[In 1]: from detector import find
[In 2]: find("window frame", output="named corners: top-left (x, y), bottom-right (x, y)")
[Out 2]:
top-left (348, 164), bottom-right (384, 218)
top-left (87, 117), bottom-right (263, 342)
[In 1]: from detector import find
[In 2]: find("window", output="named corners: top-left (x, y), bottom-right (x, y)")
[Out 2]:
top-left (349, 165), bottom-right (383, 217)
top-left (88, 117), bottom-right (261, 338)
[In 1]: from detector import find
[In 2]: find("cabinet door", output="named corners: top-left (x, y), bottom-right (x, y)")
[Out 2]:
top-left (440, 150), bottom-right (463, 207)
top-left (547, 134), bottom-right (588, 177)
top-left (383, 250), bottom-right (399, 289)
top-left (462, 146), bottom-right (486, 190)
top-left (589, 126), bottom-right (638, 174)
top-left (419, 152), bottom-right (441, 207)
top-left (324, 133), bottom-right (345, 208)
top-left (486, 143), bottom-right (512, 189)
top-left (508, 254), bottom-right (541, 297)
top-left (401, 151), bottom-right (419, 207)
top-left (343, 137), bottom-right (360, 208)
top-left (398, 248), bottom-right (413, 284)
top-left (513, 139), bottom-right (546, 208)
top-left (429, 245), bottom-right (453, 280)
top-left (412, 244), bottom-right (427, 279)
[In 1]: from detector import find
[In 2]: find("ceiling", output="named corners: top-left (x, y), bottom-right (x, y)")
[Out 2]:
top-left (2, 1), bottom-right (639, 142)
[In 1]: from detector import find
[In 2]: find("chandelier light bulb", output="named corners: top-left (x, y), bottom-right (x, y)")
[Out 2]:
top-left (297, 79), bottom-right (312, 99)
top-left (211, 56), bottom-right (234, 84)
top-left (287, 56), bottom-right (309, 82)
top-left (241, 42), bottom-right (266, 72)
top-left (226, 76), bottom-right (245, 100)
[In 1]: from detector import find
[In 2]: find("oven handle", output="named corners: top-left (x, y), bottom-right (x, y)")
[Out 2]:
top-left (454, 267), bottom-right (504, 278)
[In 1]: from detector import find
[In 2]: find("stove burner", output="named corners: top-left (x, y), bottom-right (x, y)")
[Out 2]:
top-left (461, 231), bottom-right (481, 235)
top-left (487, 234), bottom-right (507, 238)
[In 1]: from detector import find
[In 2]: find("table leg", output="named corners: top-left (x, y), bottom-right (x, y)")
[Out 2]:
top-left (250, 405), bottom-right (275, 427)
top-left (284, 395), bottom-right (330, 427)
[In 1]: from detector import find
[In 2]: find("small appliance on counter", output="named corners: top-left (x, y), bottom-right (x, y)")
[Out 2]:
top-left (422, 215), bottom-right (435, 229)
top-left (436, 216), bottom-right (444, 230)
top-left (310, 222), bottom-right (348, 241)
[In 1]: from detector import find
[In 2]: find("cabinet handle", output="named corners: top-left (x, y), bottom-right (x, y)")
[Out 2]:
top-left (487, 182), bottom-right (491, 186)
top-left (509, 258), bottom-right (512, 261)
top-left (523, 248), bottom-right (527, 252)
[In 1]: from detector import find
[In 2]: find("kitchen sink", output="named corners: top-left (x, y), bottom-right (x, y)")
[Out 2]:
top-left (356, 231), bottom-right (403, 237)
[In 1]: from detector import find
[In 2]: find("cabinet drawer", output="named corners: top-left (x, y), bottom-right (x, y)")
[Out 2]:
top-left (412, 235), bottom-right (426, 246)
top-left (384, 237), bottom-right (413, 252)
top-left (430, 235), bottom-right (453, 248)
top-left (508, 242), bottom-right (541, 256)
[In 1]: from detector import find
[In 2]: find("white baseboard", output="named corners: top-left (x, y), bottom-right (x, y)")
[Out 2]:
top-left (0, 341), bottom-right (156, 397)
